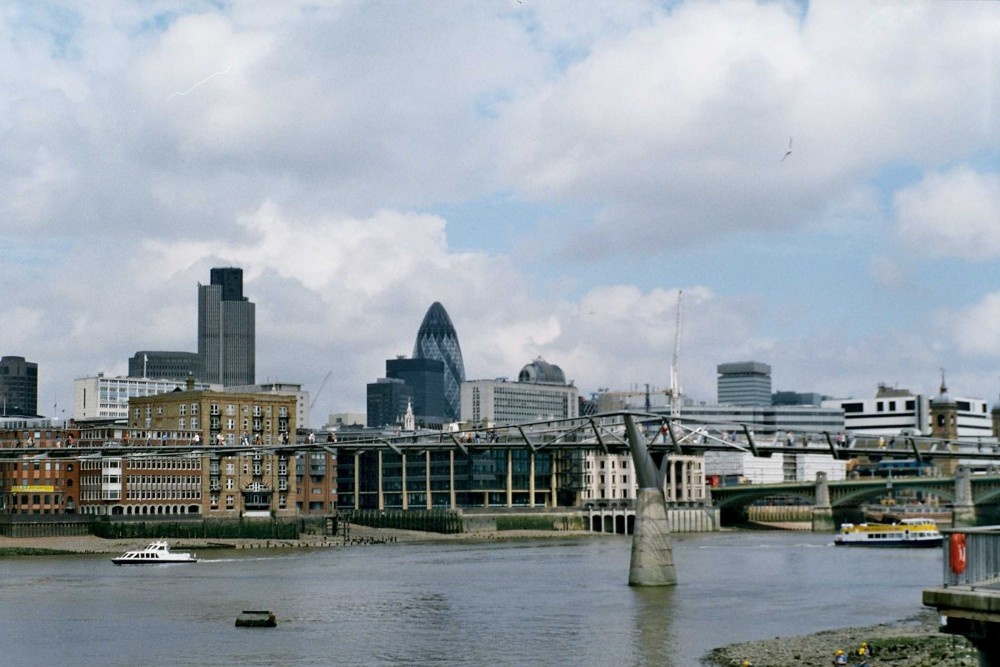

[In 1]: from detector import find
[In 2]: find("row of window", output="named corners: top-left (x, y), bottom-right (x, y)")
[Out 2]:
top-left (126, 490), bottom-right (201, 500)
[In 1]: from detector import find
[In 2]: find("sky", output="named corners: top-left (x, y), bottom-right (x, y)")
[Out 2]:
top-left (4, 0), bottom-right (1000, 426)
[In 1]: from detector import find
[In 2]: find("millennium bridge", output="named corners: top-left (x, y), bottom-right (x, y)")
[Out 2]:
top-left (6, 411), bottom-right (1000, 586)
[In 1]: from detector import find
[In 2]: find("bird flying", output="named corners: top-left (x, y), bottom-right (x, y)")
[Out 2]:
top-left (781, 136), bottom-right (792, 161)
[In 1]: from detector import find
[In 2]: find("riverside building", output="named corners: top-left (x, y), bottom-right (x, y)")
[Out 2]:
top-left (340, 358), bottom-right (581, 511)
top-left (128, 383), bottom-right (299, 517)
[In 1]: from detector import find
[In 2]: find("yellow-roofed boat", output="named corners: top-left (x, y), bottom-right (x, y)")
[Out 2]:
top-left (834, 517), bottom-right (942, 548)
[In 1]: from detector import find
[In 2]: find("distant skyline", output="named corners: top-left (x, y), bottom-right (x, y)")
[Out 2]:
top-left (4, 2), bottom-right (1000, 424)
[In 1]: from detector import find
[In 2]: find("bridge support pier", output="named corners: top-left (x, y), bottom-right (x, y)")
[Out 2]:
top-left (811, 471), bottom-right (835, 532)
top-left (625, 415), bottom-right (677, 586)
top-left (954, 466), bottom-right (977, 527)
top-left (630, 489), bottom-right (676, 586)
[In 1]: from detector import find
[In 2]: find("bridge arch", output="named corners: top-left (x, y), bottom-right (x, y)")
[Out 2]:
top-left (831, 484), bottom-right (956, 508)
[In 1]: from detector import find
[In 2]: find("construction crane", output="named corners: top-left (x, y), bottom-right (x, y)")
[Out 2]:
top-left (310, 370), bottom-right (333, 410)
top-left (668, 290), bottom-right (683, 421)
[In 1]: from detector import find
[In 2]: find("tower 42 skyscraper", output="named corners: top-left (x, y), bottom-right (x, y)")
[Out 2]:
top-left (412, 302), bottom-right (465, 422)
top-left (198, 267), bottom-right (255, 386)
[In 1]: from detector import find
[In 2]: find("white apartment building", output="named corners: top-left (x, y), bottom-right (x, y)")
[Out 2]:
top-left (73, 374), bottom-right (214, 421)
top-left (461, 358), bottom-right (579, 426)
top-left (822, 384), bottom-right (991, 438)
top-left (581, 451), bottom-right (707, 505)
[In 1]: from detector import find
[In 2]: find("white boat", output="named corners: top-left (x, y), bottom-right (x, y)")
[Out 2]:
top-left (111, 541), bottom-right (198, 565)
top-left (834, 517), bottom-right (942, 548)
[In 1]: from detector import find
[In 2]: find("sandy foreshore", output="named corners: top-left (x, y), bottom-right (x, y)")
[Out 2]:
top-left (0, 526), bottom-right (601, 555)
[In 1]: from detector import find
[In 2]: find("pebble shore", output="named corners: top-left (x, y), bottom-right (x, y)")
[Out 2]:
top-left (704, 610), bottom-right (978, 666)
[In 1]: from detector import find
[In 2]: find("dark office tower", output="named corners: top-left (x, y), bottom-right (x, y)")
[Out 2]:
top-left (0, 356), bottom-right (38, 417)
top-left (366, 378), bottom-right (411, 428)
top-left (412, 302), bottom-right (465, 422)
top-left (129, 351), bottom-right (203, 381)
top-left (387, 356), bottom-right (445, 427)
top-left (198, 267), bottom-right (255, 386)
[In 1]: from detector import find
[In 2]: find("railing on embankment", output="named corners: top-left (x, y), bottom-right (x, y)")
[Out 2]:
top-left (0, 515), bottom-right (94, 538)
top-left (344, 509), bottom-right (465, 534)
top-left (940, 526), bottom-right (1000, 591)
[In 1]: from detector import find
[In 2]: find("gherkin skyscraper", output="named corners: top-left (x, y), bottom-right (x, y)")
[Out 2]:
top-left (412, 302), bottom-right (465, 421)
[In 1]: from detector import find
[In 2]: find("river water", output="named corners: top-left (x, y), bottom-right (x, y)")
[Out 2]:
top-left (0, 531), bottom-right (942, 666)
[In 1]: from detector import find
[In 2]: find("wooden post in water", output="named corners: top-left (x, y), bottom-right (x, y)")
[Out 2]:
top-left (625, 414), bottom-right (677, 586)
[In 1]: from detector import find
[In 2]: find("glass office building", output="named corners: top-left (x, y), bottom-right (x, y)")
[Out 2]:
top-left (412, 302), bottom-right (465, 422)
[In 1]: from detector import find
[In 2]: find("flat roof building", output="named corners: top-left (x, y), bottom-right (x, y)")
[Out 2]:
top-left (717, 361), bottom-right (772, 406)
top-left (128, 351), bottom-right (203, 382)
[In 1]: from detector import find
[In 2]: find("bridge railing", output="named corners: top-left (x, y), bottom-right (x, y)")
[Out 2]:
top-left (941, 526), bottom-right (1000, 591)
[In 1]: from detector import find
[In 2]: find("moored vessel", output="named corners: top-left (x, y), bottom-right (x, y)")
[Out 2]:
top-left (111, 541), bottom-right (198, 564)
top-left (834, 517), bottom-right (942, 548)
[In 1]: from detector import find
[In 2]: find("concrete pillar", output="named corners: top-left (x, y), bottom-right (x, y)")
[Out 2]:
top-left (954, 466), bottom-right (977, 527)
top-left (506, 449), bottom-right (513, 507)
top-left (377, 451), bottom-right (384, 511)
top-left (353, 452), bottom-right (360, 509)
top-left (425, 451), bottom-right (432, 510)
top-left (625, 415), bottom-right (677, 586)
top-left (401, 452), bottom-right (408, 510)
top-left (630, 489), bottom-right (677, 585)
top-left (812, 471), bottom-right (835, 532)
top-left (529, 450), bottom-right (536, 508)
top-left (550, 455), bottom-right (558, 508)
top-left (449, 451), bottom-right (456, 510)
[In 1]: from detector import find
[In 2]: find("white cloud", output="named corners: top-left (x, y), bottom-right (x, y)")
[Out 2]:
top-left (950, 292), bottom-right (1000, 358)
top-left (894, 167), bottom-right (1000, 261)
top-left (497, 2), bottom-right (1000, 256)
top-left (3, 1), bottom-right (1000, 423)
